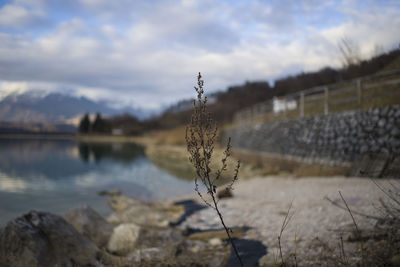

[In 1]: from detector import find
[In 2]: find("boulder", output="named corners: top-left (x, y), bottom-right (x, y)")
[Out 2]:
top-left (64, 205), bottom-right (114, 248)
top-left (107, 195), bottom-right (185, 227)
top-left (107, 204), bottom-right (168, 227)
top-left (107, 195), bottom-right (164, 226)
top-left (108, 195), bottom-right (142, 212)
top-left (107, 223), bottom-right (141, 256)
top-left (0, 210), bottom-right (101, 267)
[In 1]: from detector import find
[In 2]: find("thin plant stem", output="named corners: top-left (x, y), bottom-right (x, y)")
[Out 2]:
top-left (186, 72), bottom-right (243, 266)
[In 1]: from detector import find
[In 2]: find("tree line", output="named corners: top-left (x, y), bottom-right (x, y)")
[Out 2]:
top-left (151, 46), bottom-right (400, 129)
top-left (78, 113), bottom-right (156, 135)
top-left (79, 113), bottom-right (111, 134)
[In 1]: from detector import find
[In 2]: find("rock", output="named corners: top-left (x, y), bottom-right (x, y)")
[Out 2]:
top-left (390, 254), bottom-right (400, 266)
top-left (107, 196), bottom-right (163, 226)
top-left (107, 223), bottom-right (141, 256)
top-left (108, 195), bottom-right (142, 212)
top-left (98, 188), bottom-right (121, 196)
top-left (107, 213), bottom-right (121, 224)
top-left (0, 210), bottom-right (101, 267)
top-left (64, 205), bottom-right (113, 248)
top-left (391, 127), bottom-right (400, 137)
top-left (156, 203), bottom-right (186, 225)
top-left (378, 118), bottom-right (386, 128)
top-left (209, 238), bottom-right (223, 246)
top-left (217, 187), bottom-right (233, 199)
top-left (127, 246), bottom-right (176, 264)
top-left (381, 106), bottom-right (389, 116)
top-left (107, 195), bottom-right (185, 226)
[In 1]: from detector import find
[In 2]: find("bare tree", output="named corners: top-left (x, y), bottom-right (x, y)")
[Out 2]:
top-left (338, 37), bottom-right (361, 67)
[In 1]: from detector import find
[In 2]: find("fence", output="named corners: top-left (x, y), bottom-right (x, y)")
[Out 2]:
top-left (234, 69), bottom-right (400, 123)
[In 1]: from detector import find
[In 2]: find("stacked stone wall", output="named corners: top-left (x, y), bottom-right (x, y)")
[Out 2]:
top-left (224, 105), bottom-right (400, 166)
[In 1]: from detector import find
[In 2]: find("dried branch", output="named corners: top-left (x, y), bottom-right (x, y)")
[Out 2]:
top-left (338, 191), bottom-right (360, 236)
top-left (186, 72), bottom-right (243, 266)
top-left (278, 201), bottom-right (294, 267)
top-left (324, 196), bottom-right (381, 220)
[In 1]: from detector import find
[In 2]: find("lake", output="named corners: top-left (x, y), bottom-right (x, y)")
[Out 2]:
top-left (0, 138), bottom-right (195, 226)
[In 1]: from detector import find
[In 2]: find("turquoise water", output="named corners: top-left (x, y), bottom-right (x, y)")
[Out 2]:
top-left (0, 139), bottom-right (194, 226)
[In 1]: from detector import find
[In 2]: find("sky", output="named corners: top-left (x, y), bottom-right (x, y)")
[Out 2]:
top-left (0, 0), bottom-right (399, 110)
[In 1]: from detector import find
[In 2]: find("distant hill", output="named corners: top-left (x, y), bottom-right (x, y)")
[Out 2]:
top-left (0, 121), bottom-right (76, 134)
top-left (152, 47), bottom-right (400, 129)
top-left (0, 92), bottom-right (151, 124)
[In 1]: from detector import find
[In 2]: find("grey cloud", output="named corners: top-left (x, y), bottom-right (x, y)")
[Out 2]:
top-left (0, 4), bottom-right (47, 28)
top-left (0, 0), bottom-right (399, 109)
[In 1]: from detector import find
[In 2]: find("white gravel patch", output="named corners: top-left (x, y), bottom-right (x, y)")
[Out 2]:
top-left (178, 176), bottom-right (396, 264)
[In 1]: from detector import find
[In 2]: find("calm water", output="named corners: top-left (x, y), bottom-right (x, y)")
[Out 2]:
top-left (0, 138), bottom-right (195, 226)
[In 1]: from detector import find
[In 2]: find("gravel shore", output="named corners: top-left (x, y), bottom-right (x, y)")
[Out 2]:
top-left (176, 176), bottom-right (396, 265)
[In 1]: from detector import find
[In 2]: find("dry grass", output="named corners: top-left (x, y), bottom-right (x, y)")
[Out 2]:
top-left (143, 129), bottom-right (351, 180)
top-left (233, 70), bottom-right (400, 127)
top-left (232, 148), bottom-right (350, 177)
top-left (152, 126), bottom-right (188, 146)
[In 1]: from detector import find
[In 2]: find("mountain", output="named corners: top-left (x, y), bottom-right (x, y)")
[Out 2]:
top-left (0, 91), bottom-right (152, 124)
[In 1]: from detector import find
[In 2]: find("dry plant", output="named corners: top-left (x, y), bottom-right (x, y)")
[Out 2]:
top-left (324, 183), bottom-right (400, 266)
top-left (186, 72), bottom-right (243, 266)
top-left (275, 201), bottom-right (296, 267)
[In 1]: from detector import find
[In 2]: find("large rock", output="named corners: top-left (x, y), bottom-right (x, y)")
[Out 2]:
top-left (107, 195), bottom-right (185, 227)
top-left (107, 223), bottom-right (141, 256)
top-left (108, 195), bottom-right (142, 212)
top-left (65, 205), bottom-right (114, 248)
top-left (0, 210), bottom-right (101, 267)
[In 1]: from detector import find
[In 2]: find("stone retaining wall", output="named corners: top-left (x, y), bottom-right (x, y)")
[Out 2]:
top-left (223, 105), bottom-right (400, 167)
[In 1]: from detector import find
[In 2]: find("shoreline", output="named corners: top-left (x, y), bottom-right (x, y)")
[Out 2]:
top-left (0, 133), bottom-right (149, 143)
top-left (1, 174), bottom-right (398, 266)
top-left (0, 133), bottom-right (75, 140)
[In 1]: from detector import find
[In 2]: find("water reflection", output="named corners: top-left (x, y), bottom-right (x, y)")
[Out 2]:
top-left (78, 142), bottom-right (145, 163)
top-left (0, 139), bottom-right (194, 226)
top-left (0, 139), bottom-right (145, 180)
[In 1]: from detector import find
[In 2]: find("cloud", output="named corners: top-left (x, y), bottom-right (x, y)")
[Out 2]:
top-left (0, 0), bottom-right (399, 109)
top-left (0, 4), bottom-right (44, 28)
top-left (0, 0), bottom-right (50, 30)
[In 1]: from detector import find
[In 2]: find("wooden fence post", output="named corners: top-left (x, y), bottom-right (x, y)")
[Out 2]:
top-left (324, 87), bottom-right (329, 115)
top-left (284, 97), bottom-right (287, 118)
top-left (300, 92), bottom-right (304, 118)
top-left (357, 79), bottom-right (362, 109)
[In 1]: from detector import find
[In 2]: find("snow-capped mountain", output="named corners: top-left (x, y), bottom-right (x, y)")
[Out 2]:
top-left (0, 91), bottom-right (152, 123)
